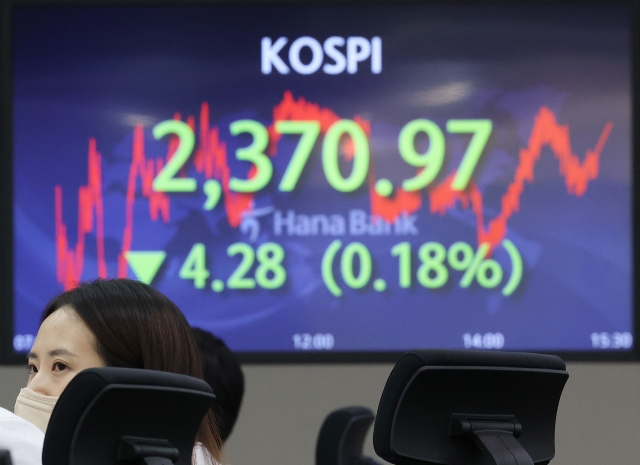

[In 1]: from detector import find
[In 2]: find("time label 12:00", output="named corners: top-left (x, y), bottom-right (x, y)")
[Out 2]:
top-left (151, 117), bottom-right (492, 197)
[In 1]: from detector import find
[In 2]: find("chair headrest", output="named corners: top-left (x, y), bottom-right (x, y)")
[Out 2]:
top-left (0, 449), bottom-right (12, 465)
top-left (373, 350), bottom-right (568, 465)
top-left (316, 406), bottom-right (375, 465)
top-left (43, 367), bottom-right (215, 465)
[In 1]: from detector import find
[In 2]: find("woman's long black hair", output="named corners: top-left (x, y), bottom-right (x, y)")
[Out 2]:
top-left (42, 278), bottom-right (222, 462)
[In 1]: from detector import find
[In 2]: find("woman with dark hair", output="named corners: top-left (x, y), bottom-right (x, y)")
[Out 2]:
top-left (16, 278), bottom-right (222, 465)
top-left (191, 327), bottom-right (245, 444)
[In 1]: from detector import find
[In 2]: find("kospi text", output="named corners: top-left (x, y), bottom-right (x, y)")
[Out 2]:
top-left (261, 36), bottom-right (382, 75)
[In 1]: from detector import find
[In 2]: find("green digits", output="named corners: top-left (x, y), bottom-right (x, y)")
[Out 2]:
top-left (179, 243), bottom-right (209, 289)
top-left (228, 120), bottom-right (273, 193)
top-left (277, 121), bottom-right (321, 191)
top-left (417, 242), bottom-right (448, 288)
top-left (322, 120), bottom-right (369, 192)
top-left (398, 119), bottom-right (445, 191)
top-left (340, 242), bottom-right (372, 289)
top-left (255, 243), bottom-right (286, 289)
top-left (226, 242), bottom-right (256, 289)
top-left (152, 120), bottom-right (197, 192)
top-left (391, 242), bottom-right (412, 288)
top-left (447, 119), bottom-right (492, 191)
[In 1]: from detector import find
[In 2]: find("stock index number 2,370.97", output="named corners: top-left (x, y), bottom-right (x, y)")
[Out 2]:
top-left (150, 117), bottom-right (492, 198)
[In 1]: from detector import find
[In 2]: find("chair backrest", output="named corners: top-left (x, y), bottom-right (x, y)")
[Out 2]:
top-left (373, 350), bottom-right (568, 465)
top-left (0, 450), bottom-right (12, 465)
top-left (43, 367), bottom-right (215, 465)
top-left (316, 406), bottom-right (379, 465)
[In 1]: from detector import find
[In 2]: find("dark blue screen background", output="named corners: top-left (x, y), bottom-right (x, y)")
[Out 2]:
top-left (12, 4), bottom-right (632, 354)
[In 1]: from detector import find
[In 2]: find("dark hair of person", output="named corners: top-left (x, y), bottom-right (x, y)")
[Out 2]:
top-left (42, 278), bottom-right (222, 462)
top-left (191, 328), bottom-right (244, 443)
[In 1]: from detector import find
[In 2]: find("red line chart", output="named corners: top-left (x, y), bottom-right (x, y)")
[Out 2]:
top-left (54, 92), bottom-right (612, 289)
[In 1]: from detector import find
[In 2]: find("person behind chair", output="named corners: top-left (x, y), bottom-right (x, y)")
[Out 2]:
top-left (191, 328), bottom-right (244, 444)
top-left (16, 279), bottom-right (222, 465)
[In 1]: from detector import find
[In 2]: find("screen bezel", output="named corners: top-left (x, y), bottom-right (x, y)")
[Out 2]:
top-left (1, 0), bottom-right (638, 364)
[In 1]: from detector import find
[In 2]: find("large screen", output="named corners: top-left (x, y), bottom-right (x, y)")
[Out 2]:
top-left (3, 1), bottom-right (637, 361)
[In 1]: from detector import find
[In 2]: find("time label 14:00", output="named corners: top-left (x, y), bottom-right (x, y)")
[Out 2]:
top-left (151, 117), bottom-right (492, 198)
top-left (179, 239), bottom-right (522, 296)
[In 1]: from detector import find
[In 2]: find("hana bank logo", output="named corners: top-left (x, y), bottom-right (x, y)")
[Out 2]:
top-left (261, 36), bottom-right (382, 75)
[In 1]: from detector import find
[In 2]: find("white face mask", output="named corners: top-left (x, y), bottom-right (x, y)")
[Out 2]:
top-left (14, 387), bottom-right (59, 433)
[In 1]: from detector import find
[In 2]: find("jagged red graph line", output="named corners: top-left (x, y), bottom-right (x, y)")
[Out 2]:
top-left (426, 107), bottom-right (612, 250)
top-left (55, 138), bottom-right (107, 286)
top-left (54, 93), bottom-right (612, 290)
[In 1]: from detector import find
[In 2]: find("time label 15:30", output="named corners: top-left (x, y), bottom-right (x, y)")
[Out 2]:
top-left (150, 117), bottom-right (492, 198)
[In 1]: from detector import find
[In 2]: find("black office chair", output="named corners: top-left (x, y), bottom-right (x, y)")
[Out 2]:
top-left (43, 367), bottom-right (215, 465)
top-left (373, 350), bottom-right (569, 465)
top-left (0, 450), bottom-right (12, 465)
top-left (316, 406), bottom-right (380, 465)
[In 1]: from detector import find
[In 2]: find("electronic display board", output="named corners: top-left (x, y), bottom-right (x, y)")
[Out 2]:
top-left (1, 1), bottom-right (637, 362)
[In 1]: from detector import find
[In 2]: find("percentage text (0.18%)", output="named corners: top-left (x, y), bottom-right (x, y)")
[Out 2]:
top-left (321, 239), bottom-right (522, 297)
